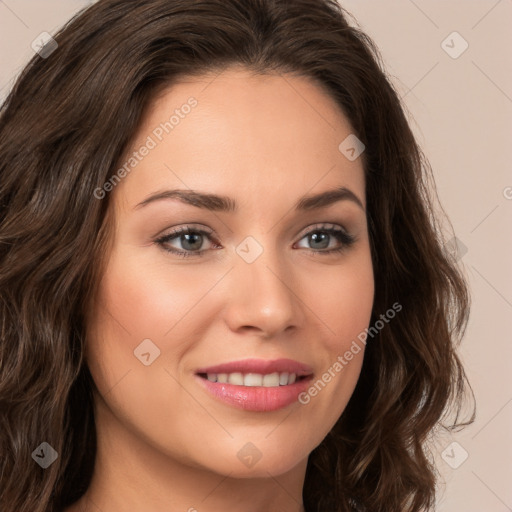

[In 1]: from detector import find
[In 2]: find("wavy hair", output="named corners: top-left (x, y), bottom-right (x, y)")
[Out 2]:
top-left (0, 1), bottom-right (475, 511)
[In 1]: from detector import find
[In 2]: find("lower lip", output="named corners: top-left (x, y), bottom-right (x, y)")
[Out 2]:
top-left (195, 375), bottom-right (312, 412)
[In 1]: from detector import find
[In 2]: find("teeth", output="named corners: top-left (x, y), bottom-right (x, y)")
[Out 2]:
top-left (204, 372), bottom-right (299, 387)
top-left (244, 373), bottom-right (262, 386)
top-left (228, 372), bottom-right (244, 385)
top-left (262, 372), bottom-right (280, 387)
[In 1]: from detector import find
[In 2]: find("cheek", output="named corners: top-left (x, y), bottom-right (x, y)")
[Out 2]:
top-left (85, 248), bottom-right (181, 393)
top-left (292, 253), bottom-right (374, 430)
top-left (85, 243), bottom-right (233, 403)
top-left (306, 252), bottom-right (375, 351)
top-left (99, 255), bottom-right (198, 338)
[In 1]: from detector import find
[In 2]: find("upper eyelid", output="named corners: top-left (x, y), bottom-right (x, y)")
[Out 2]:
top-left (298, 222), bottom-right (348, 235)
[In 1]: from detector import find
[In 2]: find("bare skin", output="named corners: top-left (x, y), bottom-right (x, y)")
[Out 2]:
top-left (66, 66), bottom-right (374, 512)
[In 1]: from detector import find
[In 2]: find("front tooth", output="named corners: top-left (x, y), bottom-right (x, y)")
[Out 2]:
top-left (244, 373), bottom-right (263, 386)
top-left (263, 372), bottom-right (280, 387)
top-left (279, 372), bottom-right (289, 385)
top-left (288, 373), bottom-right (296, 384)
top-left (228, 372), bottom-right (244, 385)
top-left (206, 373), bottom-right (217, 382)
top-left (217, 373), bottom-right (228, 383)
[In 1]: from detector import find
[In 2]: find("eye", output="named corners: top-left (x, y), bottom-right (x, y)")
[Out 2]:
top-left (294, 223), bottom-right (356, 255)
top-left (154, 226), bottom-right (219, 258)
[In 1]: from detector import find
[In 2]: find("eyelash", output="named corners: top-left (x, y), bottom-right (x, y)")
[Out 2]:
top-left (154, 224), bottom-right (356, 259)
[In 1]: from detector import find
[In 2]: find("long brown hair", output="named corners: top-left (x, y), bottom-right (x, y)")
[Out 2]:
top-left (0, 1), bottom-right (475, 511)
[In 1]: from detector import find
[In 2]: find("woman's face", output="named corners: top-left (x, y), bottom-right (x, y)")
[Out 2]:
top-left (86, 67), bottom-right (374, 478)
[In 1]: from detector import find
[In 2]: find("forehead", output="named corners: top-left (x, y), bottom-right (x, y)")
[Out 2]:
top-left (114, 67), bottom-right (365, 212)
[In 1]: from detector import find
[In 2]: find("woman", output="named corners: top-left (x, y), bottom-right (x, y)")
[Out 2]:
top-left (0, 0), bottom-right (475, 511)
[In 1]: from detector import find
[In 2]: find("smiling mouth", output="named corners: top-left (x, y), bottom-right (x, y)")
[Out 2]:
top-left (195, 359), bottom-right (314, 411)
top-left (197, 372), bottom-right (310, 387)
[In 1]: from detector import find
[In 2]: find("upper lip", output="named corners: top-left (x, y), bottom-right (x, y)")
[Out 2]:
top-left (195, 358), bottom-right (313, 377)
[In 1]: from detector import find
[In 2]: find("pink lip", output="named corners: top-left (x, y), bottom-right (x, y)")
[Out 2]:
top-left (194, 358), bottom-right (314, 412)
top-left (195, 375), bottom-right (313, 412)
top-left (195, 358), bottom-right (313, 377)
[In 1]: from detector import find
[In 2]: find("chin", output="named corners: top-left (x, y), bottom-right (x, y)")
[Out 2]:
top-left (195, 440), bottom-right (310, 478)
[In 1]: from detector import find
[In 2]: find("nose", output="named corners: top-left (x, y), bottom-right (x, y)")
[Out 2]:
top-left (223, 245), bottom-right (303, 339)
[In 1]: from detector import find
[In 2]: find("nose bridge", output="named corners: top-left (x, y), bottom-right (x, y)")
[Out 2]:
top-left (228, 234), bottom-right (301, 335)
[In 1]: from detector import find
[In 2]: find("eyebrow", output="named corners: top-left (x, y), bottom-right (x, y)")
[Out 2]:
top-left (134, 185), bottom-right (365, 213)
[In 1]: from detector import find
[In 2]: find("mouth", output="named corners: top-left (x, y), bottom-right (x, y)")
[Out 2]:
top-left (194, 358), bottom-right (314, 412)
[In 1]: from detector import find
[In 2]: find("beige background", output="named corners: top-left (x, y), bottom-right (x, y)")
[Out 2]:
top-left (1, 1), bottom-right (511, 510)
